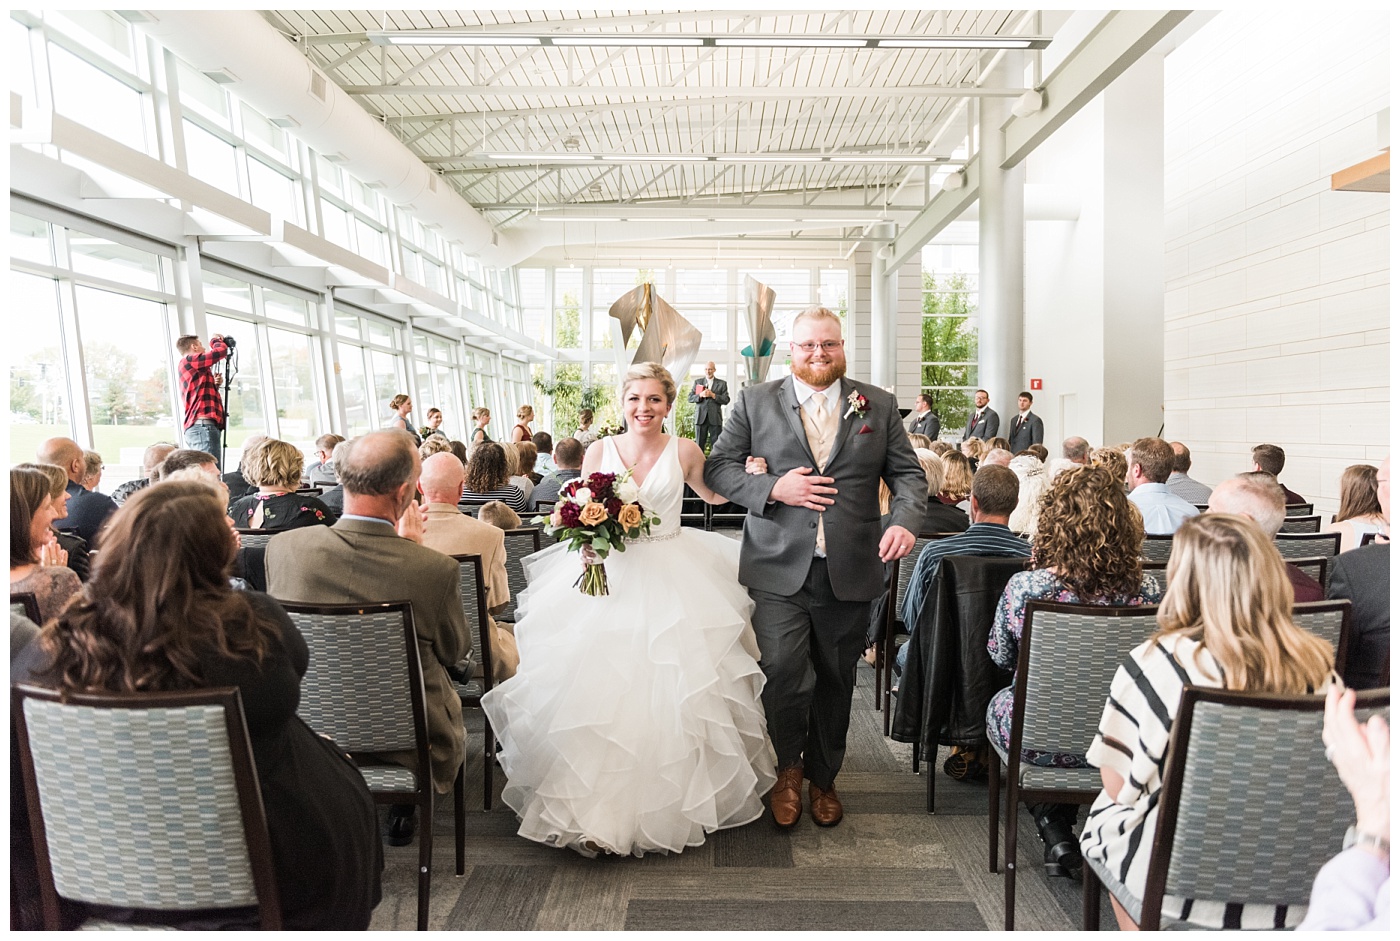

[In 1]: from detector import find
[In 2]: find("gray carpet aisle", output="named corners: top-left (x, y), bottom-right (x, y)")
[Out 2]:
top-left (369, 661), bottom-right (1116, 930)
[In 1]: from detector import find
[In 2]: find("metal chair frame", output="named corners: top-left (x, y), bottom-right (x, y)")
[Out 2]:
top-left (1284, 502), bottom-right (1315, 517)
top-left (496, 527), bottom-right (543, 623)
top-left (12, 684), bottom-right (283, 930)
top-left (11, 591), bottom-right (42, 624)
top-left (1278, 515), bottom-right (1322, 534)
top-left (449, 554), bottom-right (497, 809)
top-left (1139, 533), bottom-right (1174, 562)
top-left (234, 529), bottom-right (275, 549)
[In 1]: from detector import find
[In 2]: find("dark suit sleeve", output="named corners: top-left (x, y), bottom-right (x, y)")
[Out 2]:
top-left (881, 395), bottom-right (929, 535)
top-left (1030, 415), bottom-right (1044, 446)
top-left (703, 386), bottom-right (778, 517)
top-left (713, 379), bottom-right (730, 406)
top-left (985, 409), bottom-right (1000, 438)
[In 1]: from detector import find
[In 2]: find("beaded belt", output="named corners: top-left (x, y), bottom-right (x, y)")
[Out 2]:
top-left (630, 529), bottom-right (682, 543)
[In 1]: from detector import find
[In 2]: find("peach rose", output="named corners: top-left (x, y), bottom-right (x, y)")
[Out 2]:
top-left (617, 503), bottom-right (643, 530)
top-left (578, 501), bottom-right (609, 526)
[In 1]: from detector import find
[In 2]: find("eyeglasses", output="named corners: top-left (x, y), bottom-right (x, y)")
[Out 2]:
top-left (793, 340), bottom-right (844, 353)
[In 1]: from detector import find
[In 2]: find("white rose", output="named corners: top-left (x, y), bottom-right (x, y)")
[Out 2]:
top-left (614, 479), bottom-right (640, 504)
top-left (572, 487), bottom-right (592, 505)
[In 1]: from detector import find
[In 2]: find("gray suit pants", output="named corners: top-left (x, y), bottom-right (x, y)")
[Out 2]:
top-left (750, 557), bottom-right (871, 789)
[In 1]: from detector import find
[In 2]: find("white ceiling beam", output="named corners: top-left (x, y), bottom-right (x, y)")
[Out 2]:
top-left (317, 40), bottom-right (373, 75)
top-left (388, 46), bottom-right (454, 86)
top-left (340, 84), bottom-right (1029, 99)
top-left (295, 11), bottom-right (809, 44)
top-left (884, 157), bottom-right (981, 273)
top-left (1002, 9), bottom-right (1190, 168)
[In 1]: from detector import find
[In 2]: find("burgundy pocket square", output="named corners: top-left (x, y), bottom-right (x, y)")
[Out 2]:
top-left (858, 424), bottom-right (874, 435)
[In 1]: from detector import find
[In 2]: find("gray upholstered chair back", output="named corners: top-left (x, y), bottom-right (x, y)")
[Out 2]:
top-left (1148, 687), bottom-right (1389, 921)
top-left (13, 685), bottom-right (279, 926)
top-left (1278, 515), bottom-right (1321, 534)
top-left (497, 527), bottom-right (542, 622)
top-left (451, 554), bottom-right (491, 692)
top-left (1291, 600), bottom-right (1351, 674)
top-left (284, 602), bottom-right (421, 753)
top-left (1274, 531), bottom-right (1341, 559)
top-left (1019, 602), bottom-right (1160, 757)
top-left (1140, 534), bottom-right (1174, 562)
top-left (893, 536), bottom-right (936, 615)
top-left (234, 529), bottom-right (274, 549)
top-left (1284, 503), bottom-right (1314, 517)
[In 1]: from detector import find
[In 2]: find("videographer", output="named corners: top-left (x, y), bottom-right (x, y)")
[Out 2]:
top-left (176, 333), bottom-right (233, 471)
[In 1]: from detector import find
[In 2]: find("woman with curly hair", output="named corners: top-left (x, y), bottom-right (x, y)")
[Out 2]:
top-left (985, 462), bottom-right (1163, 878)
top-left (1091, 446), bottom-right (1128, 487)
top-left (12, 481), bottom-right (382, 928)
top-left (460, 441), bottom-right (530, 514)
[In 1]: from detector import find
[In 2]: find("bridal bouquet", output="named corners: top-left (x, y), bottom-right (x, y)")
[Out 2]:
top-left (533, 470), bottom-right (659, 596)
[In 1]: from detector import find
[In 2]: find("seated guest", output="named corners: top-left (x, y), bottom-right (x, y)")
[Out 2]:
top-left (939, 450), bottom-right (974, 510)
top-left (1329, 457), bottom-right (1390, 690)
top-left (1025, 443), bottom-right (1049, 462)
top-left (37, 437), bottom-right (117, 548)
top-left (1090, 446), bottom-right (1127, 486)
top-left (304, 433), bottom-right (344, 486)
top-left (898, 465), bottom-right (1030, 680)
top-left (532, 431), bottom-right (554, 476)
top-left (1208, 472), bottom-right (1324, 602)
top-left (1299, 683), bottom-right (1391, 930)
top-left (461, 442), bottom-right (530, 515)
top-left (111, 442), bottom-right (176, 505)
top-left (987, 436), bottom-right (1011, 453)
top-left (419, 435), bottom-right (453, 460)
top-left (1062, 436), bottom-right (1091, 466)
top-left (449, 439), bottom-right (469, 465)
top-left (223, 435), bottom-right (266, 501)
top-left (1125, 436), bottom-right (1200, 534)
top-left (1326, 463), bottom-right (1388, 551)
top-left (266, 431), bottom-right (471, 846)
top-left (1081, 513), bottom-right (1334, 930)
top-left (80, 450), bottom-right (103, 492)
top-left (908, 433), bottom-right (934, 451)
top-left (317, 441), bottom-right (349, 517)
top-left (478, 501), bottom-right (521, 531)
top-left (914, 450), bottom-right (970, 534)
top-left (534, 437), bottom-right (584, 506)
top-left (928, 439), bottom-right (955, 458)
top-left (419, 454), bottom-right (519, 680)
top-left (9, 468), bottom-right (82, 623)
top-left (229, 438), bottom-right (334, 531)
top-left (513, 441), bottom-right (542, 487)
top-left (503, 442), bottom-right (536, 505)
top-left (17, 462), bottom-right (90, 583)
top-left (1166, 441), bottom-right (1213, 504)
top-left (1007, 454), bottom-right (1048, 537)
top-left (1252, 443), bottom-right (1305, 504)
top-left (159, 447), bottom-right (221, 478)
top-left (13, 481), bottom-right (383, 928)
top-left (982, 448), bottom-right (1013, 468)
top-left (987, 463), bottom-right (1163, 878)
top-left (962, 437), bottom-right (985, 465)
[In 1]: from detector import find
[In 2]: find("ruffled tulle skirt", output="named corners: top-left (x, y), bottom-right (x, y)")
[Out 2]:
top-left (480, 528), bottom-right (777, 857)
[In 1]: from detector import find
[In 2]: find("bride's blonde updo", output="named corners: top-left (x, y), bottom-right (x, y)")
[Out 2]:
top-left (623, 362), bottom-right (677, 406)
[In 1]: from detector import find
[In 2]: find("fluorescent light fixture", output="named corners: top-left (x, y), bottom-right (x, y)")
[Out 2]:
top-left (715, 37), bottom-right (868, 48)
top-left (552, 36), bottom-right (703, 47)
top-left (486, 153), bottom-right (598, 161)
top-left (879, 38), bottom-right (1036, 49)
top-left (714, 154), bottom-right (822, 163)
top-left (828, 154), bottom-right (946, 164)
top-left (376, 33), bottom-right (540, 46)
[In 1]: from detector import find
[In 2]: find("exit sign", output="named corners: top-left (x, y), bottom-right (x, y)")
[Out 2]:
top-left (1030, 378), bottom-right (1043, 390)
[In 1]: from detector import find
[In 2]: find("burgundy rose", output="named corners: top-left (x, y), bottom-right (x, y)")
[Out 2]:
top-left (558, 501), bottom-right (581, 527)
top-left (605, 498), bottom-right (623, 517)
top-left (586, 472), bottom-right (615, 495)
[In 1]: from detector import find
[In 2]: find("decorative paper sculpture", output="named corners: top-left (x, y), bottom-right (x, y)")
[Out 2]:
top-left (608, 283), bottom-right (702, 383)
top-left (740, 275), bottom-right (777, 385)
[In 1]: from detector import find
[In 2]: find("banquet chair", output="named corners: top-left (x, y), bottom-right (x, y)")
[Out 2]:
top-left (11, 591), bottom-right (42, 625)
top-left (280, 601), bottom-right (465, 932)
top-left (1275, 533), bottom-right (1342, 592)
top-left (449, 554), bottom-right (497, 809)
top-left (1359, 531), bottom-right (1384, 547)
top-left (235, 529), bottom-right (275, 549)
top-left (1284, 502), bottom-right (1315, 517)
top-left (1288, 556), bottom-right (1331, 596)
top-left (497, 527), bottom-right (543, 623)
top-left (1290, 600), bottom-right (1352, 676)
top-left (1083, 686), bottom-right (1390, 930)
top-left (1279, 515), bottom-right (1322, 534)
top-left (876, 532), bottom-right (956, 734)
top-left (988, 601), bottom-right (1159, 930)
top-left (12, 684), bottom-right (281, 929)
top-left (1139, 534), bottom-right (1174, 562)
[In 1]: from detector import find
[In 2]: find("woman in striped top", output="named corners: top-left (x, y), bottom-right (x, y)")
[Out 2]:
top-left (460, 441), bottom-right (529, 515)
top-left (1081, 513), bottom-right (1335, 930)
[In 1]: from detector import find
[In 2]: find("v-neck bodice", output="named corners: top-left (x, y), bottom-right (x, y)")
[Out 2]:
top-left (603, 435), bottom-right (683, 537)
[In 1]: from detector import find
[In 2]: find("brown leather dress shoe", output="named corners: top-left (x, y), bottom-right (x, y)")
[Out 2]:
top-left (809, 782), bottom-right (844, 827)
top-left (769, 765), bottom-right (804, 828)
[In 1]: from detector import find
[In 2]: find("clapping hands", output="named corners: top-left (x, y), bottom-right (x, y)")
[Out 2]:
top-left (38, 534), bottom-right (68, 568)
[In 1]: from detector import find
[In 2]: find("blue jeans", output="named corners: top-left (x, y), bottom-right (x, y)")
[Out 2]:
top-left (182, 422), bottom-right (223, 472)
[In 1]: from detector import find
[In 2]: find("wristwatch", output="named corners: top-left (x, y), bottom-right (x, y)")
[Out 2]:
top-left (1342, 825), bottom-right (1390, 856)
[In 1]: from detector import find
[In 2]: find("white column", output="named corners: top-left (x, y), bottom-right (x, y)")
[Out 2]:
top-left (978, 51), bottom-right (1027, 423)
top-left (866, 222), bottom-right (897, 388)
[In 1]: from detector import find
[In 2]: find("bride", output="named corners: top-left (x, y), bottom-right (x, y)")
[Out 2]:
top-left (481, 362), bottom-right (777, 857)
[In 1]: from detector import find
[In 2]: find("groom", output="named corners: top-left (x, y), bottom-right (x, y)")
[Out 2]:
top-left (705, 307), bottom-right (926, 827)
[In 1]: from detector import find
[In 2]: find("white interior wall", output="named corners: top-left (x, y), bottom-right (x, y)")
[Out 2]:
top-left (1161, 10), bottom-right (1390, 518)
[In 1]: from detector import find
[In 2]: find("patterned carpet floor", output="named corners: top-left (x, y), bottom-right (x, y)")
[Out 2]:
top-left (370, 659), bottom-right (1115, 930)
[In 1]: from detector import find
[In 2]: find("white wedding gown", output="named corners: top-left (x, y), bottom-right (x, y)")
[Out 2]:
top-left (480, 435), bottom-right (777, 857)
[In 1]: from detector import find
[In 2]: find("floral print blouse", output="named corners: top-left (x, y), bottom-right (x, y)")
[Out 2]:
top-left (230, 492), bottom-right (336, 532)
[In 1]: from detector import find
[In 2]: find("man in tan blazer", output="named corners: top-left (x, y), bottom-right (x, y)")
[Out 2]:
top-left (419, 451), bottom-right (519, 680)
top-left (266, 430), bottom-right (470, 846)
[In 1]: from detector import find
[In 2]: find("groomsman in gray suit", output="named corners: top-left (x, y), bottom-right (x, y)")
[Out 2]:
top-left (705, 308), bottom-right (926, 829)
top-left (1007, 392), bottom-right (1045, 453)
top-left (688, 361), bottom-right (729, 451)
top-left (962, 389), bottom-right (999, 440)
top-left (907, 393), bottom-right (940, 439)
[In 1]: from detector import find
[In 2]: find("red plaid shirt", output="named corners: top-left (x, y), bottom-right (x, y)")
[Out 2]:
top-left (179, 338), bottom-right (229, 429)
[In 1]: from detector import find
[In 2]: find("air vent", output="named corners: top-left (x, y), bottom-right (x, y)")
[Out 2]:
top-left (115, 11), bottom-right (157, 24)
top-left (203, 69), bottom-right (239, 85)
top-left (309, 70), bottom-right (328, 102)
top-left (269, 116), bottom-right (300, 128)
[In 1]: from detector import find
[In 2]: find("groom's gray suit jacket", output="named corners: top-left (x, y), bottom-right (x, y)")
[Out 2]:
top-left (704, 375), bottom-right (927, 602)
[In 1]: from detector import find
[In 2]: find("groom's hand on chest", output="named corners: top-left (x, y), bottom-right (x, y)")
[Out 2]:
top-left (769, 466), bottom-right (837, 511)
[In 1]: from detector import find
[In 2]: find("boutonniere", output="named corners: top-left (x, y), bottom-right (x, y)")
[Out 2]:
top-left (843, 391), bottom-right (869, 420)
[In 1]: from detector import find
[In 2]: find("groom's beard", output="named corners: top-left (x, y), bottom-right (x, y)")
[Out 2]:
top-left (792, 358), bottom-right (846, 389)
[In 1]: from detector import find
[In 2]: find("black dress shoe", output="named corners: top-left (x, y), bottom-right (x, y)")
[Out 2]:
top-left (1034, 811), bottom-right (1082, 878)
top-left (387, 811), bottom-right (417, 847)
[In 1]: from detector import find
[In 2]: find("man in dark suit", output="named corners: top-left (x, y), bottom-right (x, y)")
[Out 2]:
top-left (1329, 456), bottom-right (1389, 689)
top-left (1007, 392), bottom-right (1045, 453)
top-left (706, 308), bottom-right (926, 829)
top-left (688, 361), bottom-right (729, 451)
top-left (38, 437), bottom-right (117, 548)
top-left (907, 393), bottom-right (940, 439)
top-left (962, 389), bottom-right (999, 440)
top-left (267, 430), bottom-right (471, 846)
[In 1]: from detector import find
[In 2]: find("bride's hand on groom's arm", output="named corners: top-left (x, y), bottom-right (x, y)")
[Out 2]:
top-left (744, 456), bottom-right (768, 475)
top-left (769, 466), bottom-right (837, 511)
